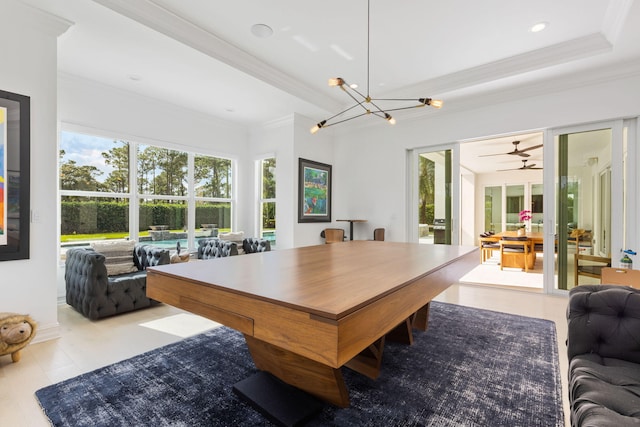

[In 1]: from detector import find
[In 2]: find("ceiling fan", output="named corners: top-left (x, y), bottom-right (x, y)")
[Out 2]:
top-left (498, 159), bottom-right (543, 171)
top-left (480, 140), bottom-right (543, 158)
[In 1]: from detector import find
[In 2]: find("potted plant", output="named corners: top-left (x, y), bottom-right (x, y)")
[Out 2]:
top-left (518, 209), bottom-right (532, 236)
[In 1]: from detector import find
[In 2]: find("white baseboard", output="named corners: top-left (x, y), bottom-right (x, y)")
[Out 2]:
top-left (32, 321), bottom-right (61, 344)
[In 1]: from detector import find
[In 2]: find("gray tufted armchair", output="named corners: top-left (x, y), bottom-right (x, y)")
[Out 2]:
top-left (197, 238), bottom-right (238, 259)
top-left (567, 284), bottom-right (640, 427)
top-left (65, 244), bottom-right (170, 320)
top-left (242, 237), bottom-right (271, 254)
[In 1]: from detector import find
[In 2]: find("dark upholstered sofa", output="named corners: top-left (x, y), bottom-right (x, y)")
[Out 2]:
top-left (567, 285), bottom-right (640, 426)
top-left (65, 243), bottom-right (170, 320)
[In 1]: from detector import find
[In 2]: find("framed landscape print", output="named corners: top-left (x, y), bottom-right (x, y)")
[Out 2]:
top-left (298, 158), bottom-right (331, 223)
top-left (0, 89), bottom-right (30, 261)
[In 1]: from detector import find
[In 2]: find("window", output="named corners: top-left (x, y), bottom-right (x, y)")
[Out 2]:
top-left (483, 186), bottom-right (502, 232)
top-left (482, 182), bottom-right (542, 232)
top-left (194, 154), bottom-right (233, 231)
top-left (259, 157), bottom-right (276, 246)
top-left (60, 130), bottom-right (235, 256)
top-left (60, 133), bottom-right (131, 245)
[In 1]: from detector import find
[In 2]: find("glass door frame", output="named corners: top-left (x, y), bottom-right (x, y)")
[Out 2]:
top-left (543, 120), bottom-right (625, 295)
top-left (408, 143), bottom-right (460, 245)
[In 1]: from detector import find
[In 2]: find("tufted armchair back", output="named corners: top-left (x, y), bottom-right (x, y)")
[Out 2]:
top-left (567, 284), bottom-right (640, 363)
top-left (242, 237), bottom-right (271, 254)
top-left (133, 244), bottom-right (171, 270)
top-left (197, 238), bottom-right (238, 260)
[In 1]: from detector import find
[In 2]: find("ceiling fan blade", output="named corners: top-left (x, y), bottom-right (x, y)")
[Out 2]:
top-left (479, 152), bottom-right (508, 157)
top-left (510, 151), bottom-right (530, 157)
top-left (518, 143), bottom-right (543, 153)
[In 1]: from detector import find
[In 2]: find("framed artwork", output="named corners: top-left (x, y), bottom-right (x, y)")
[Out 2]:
top-left (0, 89), bottom-right (30, 261)
top-left (298, 158), bottom-right (332, 223)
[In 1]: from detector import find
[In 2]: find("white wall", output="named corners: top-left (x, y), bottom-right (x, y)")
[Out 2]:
top-left (292, 114), bottom-right (335, 247)
top-left (0, 1), bottom-right (71, 342)
top-left (333, 69), bottom-right (640, 244)
top-left (248, 116), bottom-right (295, 249)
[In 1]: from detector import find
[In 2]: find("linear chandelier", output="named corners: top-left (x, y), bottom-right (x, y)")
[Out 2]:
top-left (310, 0), bottom-right (443, 134)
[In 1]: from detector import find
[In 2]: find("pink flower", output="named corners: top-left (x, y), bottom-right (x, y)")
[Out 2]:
top-left (519, 209), bottom-right (532, 222)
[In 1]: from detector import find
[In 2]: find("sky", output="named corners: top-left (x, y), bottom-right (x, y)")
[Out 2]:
top-left (60, 131), bottom-right (121, 183)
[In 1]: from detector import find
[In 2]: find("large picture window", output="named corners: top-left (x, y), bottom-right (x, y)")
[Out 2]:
top-left (59, 130), bottom-right (235, 257)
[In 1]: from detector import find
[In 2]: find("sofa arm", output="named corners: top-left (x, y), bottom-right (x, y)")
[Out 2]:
top-left (65, 248), bottom-right (109, 316)
top-left (567, 284), bottom-right (640, 363)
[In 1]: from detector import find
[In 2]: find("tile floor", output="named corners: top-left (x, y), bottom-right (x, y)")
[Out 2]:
top-left (0, 283), bottom-right (570, 426)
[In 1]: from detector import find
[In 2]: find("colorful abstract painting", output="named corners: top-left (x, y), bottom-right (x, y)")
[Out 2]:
top-left (0, 106), bottom-right (6, 245)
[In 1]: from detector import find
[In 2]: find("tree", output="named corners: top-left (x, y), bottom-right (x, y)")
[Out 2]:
top-left (262, 158), bottom-right (276, 199)
top-left (194, 155), bottom-right (232, 198)
top-left (102, 141), bottom-right (129, 193)
top-left (137, 146), bottom-right (187, 197)
top-left (418, 155), bottom-right (435, 225)
top-left (59, 150), bottom-right (103, 191)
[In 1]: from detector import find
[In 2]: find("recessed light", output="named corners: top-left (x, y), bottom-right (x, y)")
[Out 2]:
top-left (530, 22), bottom-right (547, 33)
top-left (251, 24), bottom-right (273, 38)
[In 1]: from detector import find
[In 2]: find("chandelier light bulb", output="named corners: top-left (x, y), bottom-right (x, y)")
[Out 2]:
top-left (385, 113), bottom-right (396, 125)
top-left (430, 99), bottom-right (444, 109)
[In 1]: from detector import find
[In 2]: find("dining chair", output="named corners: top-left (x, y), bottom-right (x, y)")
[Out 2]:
top-left (324, 228), bottom-right (345, 244)
top-left (499, 236), bottom-right (532, 272)
top-left (574, 253), bottom-right (611, 287)
top-left (479, 232), bottom-right (499, 263)
top-left (373, 228), bottom-right (385, 241)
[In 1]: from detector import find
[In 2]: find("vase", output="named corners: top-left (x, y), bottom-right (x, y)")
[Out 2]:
top-left (517, 228), bottom-right (525, 236)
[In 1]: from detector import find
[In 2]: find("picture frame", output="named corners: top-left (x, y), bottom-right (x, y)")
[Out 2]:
top-left (0, 89), bottom-right (30, 261)
top-left (298, 158), bottom-right (332, 223)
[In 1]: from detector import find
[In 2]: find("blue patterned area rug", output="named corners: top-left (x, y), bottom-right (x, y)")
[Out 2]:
top-left (36, 302), bottom-right (564, 426)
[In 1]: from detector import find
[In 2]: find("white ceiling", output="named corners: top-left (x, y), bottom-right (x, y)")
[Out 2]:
top-left (18, 0), bottom-right (640, 171)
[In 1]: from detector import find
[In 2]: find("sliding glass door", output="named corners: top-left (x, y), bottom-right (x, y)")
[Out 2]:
top-left (410, 145), bottom-right (459, 245)
top-left (545, 121), bottom-right (627, 293)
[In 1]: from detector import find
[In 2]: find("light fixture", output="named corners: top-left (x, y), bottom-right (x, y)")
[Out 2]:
top-left (311, 0), bottom-right (442, 134)
top-left (530, 22), bottom-right (547, 33)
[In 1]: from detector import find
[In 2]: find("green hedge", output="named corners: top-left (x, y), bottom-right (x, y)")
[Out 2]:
top-left (61, 201), bottom-right (231, 234)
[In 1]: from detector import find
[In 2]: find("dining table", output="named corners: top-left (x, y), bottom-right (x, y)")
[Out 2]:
top-left (493, 231), bottom-right (544, 270)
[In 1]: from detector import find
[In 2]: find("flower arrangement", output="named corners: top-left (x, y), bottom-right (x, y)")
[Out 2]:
top-left (518, 209), bottom-right (532, 229)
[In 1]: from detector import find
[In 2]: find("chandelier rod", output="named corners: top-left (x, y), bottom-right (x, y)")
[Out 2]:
top-left (309, 0), bottom-right (443, 134)
top-left (367, 0), bottom-right (371, 98)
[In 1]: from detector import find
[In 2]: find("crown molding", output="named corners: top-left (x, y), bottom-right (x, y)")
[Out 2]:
top-left (11, 0), bottom-right (73, 37)
top-left (391, 33), bottom-right (612, 98)
top-left (92, 0), bottom-right (342, 113)
top-left (602, 0), bottom-right (634, 44)
top-left (400, 57), bottom-right (640, 122)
